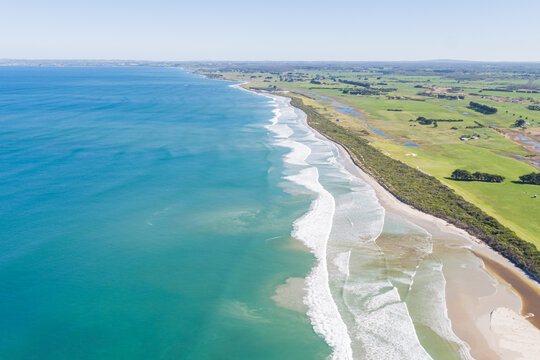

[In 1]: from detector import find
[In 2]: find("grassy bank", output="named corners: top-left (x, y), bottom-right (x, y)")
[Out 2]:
top-left (287, 94), bottom-right (540, 280)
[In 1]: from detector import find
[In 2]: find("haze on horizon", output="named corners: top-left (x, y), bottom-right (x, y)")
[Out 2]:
top-left (1, 0), bottom-right (539, 62)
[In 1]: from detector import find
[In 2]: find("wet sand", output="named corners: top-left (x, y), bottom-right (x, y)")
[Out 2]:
top-left (473, 251), bottom-right (540, 328)
top-left (272, 277), bottom-right (308, 313)
top-left (490, 307), bottom-right (540, 359)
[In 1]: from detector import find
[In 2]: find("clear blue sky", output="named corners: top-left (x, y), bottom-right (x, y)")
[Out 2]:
top-left (1, 0), bottom-right (539, 61)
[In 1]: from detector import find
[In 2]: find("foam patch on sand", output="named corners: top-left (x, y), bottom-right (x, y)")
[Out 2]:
top-left (491, 307), bottom-right (540, 360)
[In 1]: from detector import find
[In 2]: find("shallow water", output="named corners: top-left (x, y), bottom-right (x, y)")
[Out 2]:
top-left (518, 135), bottom-right (540, 150)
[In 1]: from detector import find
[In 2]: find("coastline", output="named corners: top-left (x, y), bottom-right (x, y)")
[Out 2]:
top-left (224, 77), bottom-right (540, 358)
top-left (335, 139), bottom-right (540, 359)
top-left (263, 92), bottom-right (354, 359)
top-left (270, 90), bottom-right (540, 359)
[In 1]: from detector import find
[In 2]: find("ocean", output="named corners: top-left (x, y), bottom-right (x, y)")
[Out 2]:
top-left (0, 66), bottom-right (473, 359)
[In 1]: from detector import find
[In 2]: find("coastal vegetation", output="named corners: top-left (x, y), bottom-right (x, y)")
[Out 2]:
top-left (289, 95), bottom-right (540, 279)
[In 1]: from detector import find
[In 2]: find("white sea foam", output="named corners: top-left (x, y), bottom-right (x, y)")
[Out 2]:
top-left (333, 251), bottom-right (351, 277)
top-left (275, 139), bottom-right (311, 166)
top-left (265, 109), bottom-right (293, 139)
top-left (286, 167), bottom-right (353, 360)
top-left (269, 108), bottom-right (280, 125)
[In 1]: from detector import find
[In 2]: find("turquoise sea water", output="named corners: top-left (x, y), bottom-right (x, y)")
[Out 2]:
top-left (0, 67), bottom-right (329, 359)
top-left (1, 67), bottom-right (480, 360)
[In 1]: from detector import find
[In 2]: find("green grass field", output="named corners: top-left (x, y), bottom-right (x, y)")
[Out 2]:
top-left (375, 142), bottom-right (540, 245)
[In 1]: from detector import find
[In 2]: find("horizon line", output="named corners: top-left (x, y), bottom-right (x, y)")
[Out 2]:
top-left (2, 58), bottom-right (540, 64)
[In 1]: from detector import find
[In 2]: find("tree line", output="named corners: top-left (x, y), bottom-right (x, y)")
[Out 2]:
top-left (468, 101), bottom-right (497, 114)
top-left (414, 117), bottom-right (463, 125)
top-left (451, 169), bottom-right (505, 183)
top-left (437, 94), bottom-right (465, 100)
top-left (520, 172), bottom-right (540, 185)
top-left (465, 121), bottom-right (486, 129)
top-left (452, 170), bottom-right (540, 185)
top-left (338, 79), bottom-right (371, 88)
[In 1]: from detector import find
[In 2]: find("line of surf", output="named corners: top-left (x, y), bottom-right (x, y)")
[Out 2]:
top-left (263, 94), bottom-right (354, 360)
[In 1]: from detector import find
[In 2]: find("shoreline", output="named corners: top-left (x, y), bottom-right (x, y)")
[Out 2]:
top-left (335, 138), bottom-right (540, 359)
top-left (223, 78), bottom-right (540, 358)
top-left (264, 93), bottom-right (354, 359)
top-left (272, 90), bottom-right (540, 359)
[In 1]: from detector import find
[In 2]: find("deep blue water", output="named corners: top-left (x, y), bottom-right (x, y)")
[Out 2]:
top-left (0, 67), bottom-right (329, 359)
